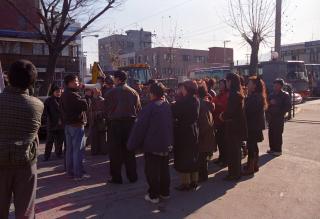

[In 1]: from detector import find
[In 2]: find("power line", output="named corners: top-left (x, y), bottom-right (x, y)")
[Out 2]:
top-left (182, 20), bottom-right (228, 37)
top-left (183, 24), bottom-right (227, 38)
top-left (119, 0), bottom-right (194, 30)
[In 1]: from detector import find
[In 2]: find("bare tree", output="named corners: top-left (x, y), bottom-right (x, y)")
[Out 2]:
top-left (228, 0), bottom-right (275, 75)
top-left (5, 0), bottom-right (121, 95)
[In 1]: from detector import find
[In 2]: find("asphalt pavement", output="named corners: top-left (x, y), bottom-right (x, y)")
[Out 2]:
top-left (10, 100), bottom-right (320, 219)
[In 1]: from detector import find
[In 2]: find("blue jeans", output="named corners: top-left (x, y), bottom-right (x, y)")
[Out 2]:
top-left (65, 125), bottom-right (85, 178)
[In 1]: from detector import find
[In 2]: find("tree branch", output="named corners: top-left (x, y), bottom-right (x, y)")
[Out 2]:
top-left (60, 0), bottom-right (117, 49)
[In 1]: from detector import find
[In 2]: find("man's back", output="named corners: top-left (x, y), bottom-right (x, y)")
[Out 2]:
top-left (105, 84), bottom-right (141, 120)
top-left (0, 86), bottom-right (43, 166)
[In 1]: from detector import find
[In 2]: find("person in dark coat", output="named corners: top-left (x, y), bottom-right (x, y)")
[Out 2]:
top-left (197, 83), bottom-right (216, 182)
top-left (60, 74), bottom-right (89, 181)
top-left (242, 76), bottom-right (268, 175)
top-left (266, 78), bottom-right (291, 156)
top-left (212, 79), bottom-right (229, 167)
top-left (43, 85), bottom-right (64, 161)
top-left (88, 89), bottom-right (108, 155)
top-left (104, 70), bottom-right (141, 184)
top-left (128, 82), bottom-right (173, 204)
top-left (220, 73), bottom-right (248, 181)
top-left (0, 60), bottom-right (43, 219)
top-left (172, 80), bottom-right (200, 191)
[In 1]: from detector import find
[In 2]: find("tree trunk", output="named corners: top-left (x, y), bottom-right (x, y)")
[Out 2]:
top-left (38, 53), bottom-right (59, 96)
top-left (249, 43), bottom-right (260, 76)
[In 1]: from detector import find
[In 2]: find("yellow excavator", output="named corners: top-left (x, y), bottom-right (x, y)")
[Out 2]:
top-left (91, 62), bottom-right (105, 84)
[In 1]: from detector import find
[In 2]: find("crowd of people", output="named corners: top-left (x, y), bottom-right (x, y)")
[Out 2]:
top-left (0, 59), bottom-right (292, 218)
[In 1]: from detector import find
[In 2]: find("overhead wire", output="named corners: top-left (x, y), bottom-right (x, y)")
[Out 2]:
top-left (119, 0), bottom-right (194, 30)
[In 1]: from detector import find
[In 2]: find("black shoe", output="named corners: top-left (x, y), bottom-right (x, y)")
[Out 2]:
top-left (190, 183), bottom-right (201, 191)
top-left (107, 179), bottom-right (123, 184)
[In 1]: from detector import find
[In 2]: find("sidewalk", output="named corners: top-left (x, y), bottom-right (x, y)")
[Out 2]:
top-left (12, 100), bottom-right (320, 219)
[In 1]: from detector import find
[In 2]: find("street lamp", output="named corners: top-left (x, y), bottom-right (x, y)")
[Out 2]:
top-left (223, 40), bottom-right (231, 65)
top-left (79, 34), bottom-right (99, 81)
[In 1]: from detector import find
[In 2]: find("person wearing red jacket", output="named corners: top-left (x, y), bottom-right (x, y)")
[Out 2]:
top-left (212, 79), bottom-right (229, 167)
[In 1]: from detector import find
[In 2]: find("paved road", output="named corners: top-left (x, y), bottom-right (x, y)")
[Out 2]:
top-left (12, 100), bottom-right (320, 219)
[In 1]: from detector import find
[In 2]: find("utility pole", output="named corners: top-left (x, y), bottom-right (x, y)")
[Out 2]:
top-left (223, 40), bottom-right (231, 65)
top-left (274, 0), bottom-right (282, 58)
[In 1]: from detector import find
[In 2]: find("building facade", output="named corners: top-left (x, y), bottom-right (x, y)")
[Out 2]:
top-left (281, 40), bottom-right (320, 64)
top-left (98, 29), bottom-right (152, 71)
top-left (208, 47), bottom-right (234, 65)
top-left (119, 47), bottom-right (209, 78)
top-left (0, 0), bottom-right (82, 89)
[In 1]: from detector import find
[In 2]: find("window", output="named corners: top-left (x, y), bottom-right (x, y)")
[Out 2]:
top-left (182, 55), bottom-right (190, 62)
top-left (44, 45), bottom-right (49, 55)
top-left (0, 41), bottom-right (20, 54)
top-left (153, 54), bottom-right (157, 65)
top-left (61, 46), bottom-right (69, 56)
top-left (194, 56), bottom-right (206, 63)
top-left (33, 43), bottom-right (44, 55)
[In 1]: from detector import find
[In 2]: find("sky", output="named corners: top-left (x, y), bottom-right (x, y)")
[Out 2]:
top-left (82, 0), bottom-right (320, 67)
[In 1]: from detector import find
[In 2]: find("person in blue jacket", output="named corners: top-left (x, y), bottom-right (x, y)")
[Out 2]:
top-left (127, 82), bottom-right (173, 204)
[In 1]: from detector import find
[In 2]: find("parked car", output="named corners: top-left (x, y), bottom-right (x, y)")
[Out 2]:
top-left (293, 92), bottom-right (303, 105)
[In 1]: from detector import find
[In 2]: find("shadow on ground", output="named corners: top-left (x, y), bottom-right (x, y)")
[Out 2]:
top-left (35, 151), bottom-right (275, 219)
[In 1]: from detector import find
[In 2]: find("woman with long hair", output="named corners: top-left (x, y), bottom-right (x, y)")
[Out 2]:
top-left (43, 85), bottom-right (64, 161)
top-left (220, 73), bottom-right (248, 181)
top-left (172, 80), bottom-right (200, 191)
top-left (242, 76), bottom-right (268, 175)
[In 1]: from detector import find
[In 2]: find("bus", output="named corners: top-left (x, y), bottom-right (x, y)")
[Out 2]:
top-left (235, 64), bottom-right (263, 76)
top-left (261, 61), bottom-right (310, 98)
top-left (189, 66), bottom-right (231, 80)
top-left (306, 64), bottom-right (320, 96)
